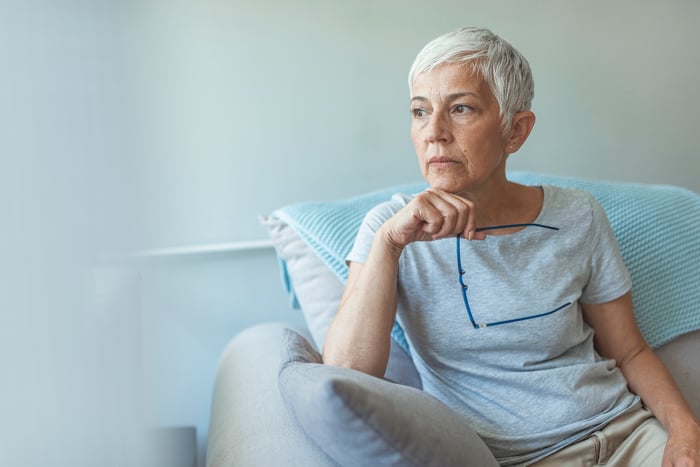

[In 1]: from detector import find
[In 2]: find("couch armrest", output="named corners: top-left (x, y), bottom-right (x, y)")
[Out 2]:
top-left (206, 322), bottom-right (337, 467)
top-left (655, 329), bottom-right (700, 418)
top-left (206, 324), bottom-right (699, 467)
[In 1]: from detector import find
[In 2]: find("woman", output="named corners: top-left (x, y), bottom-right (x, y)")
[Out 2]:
top-left (323, 27), bottom-right (699, 466)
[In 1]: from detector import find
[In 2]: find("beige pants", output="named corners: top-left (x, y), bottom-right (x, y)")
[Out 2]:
top-left (529, 407), bottom-right (668, 466)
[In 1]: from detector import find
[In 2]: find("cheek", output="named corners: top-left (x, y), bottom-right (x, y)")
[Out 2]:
top-left (410, 128), bottom-right (424, 152)
top-left (410, 124), bottom-right (419, 141)
top-left (457, 128), bottom-right (502, 153)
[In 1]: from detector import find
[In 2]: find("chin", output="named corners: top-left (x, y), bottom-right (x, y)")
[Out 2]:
top-left (426, 177), bottom-right (466, 194)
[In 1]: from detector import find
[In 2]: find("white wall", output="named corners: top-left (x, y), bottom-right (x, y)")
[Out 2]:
top-left (131, 2), bottom-right (700, 465)
top-left (0, 2), bottom-right (146, 466)
top-left (128, 0), bottom-right (700, 250)
top-left (2, 1), bottom-right (698, 466)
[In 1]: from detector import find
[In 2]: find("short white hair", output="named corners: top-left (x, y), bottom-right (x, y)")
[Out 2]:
top-left (408, 27), bottom-right (534, 134)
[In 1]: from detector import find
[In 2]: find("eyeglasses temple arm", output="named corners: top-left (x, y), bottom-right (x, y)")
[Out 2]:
top-left (456, 235), bottom-right (479, 329)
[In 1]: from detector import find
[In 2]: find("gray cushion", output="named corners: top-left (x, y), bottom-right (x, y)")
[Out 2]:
top-left (207, 324), bottom-right (338, 467)
top-left (278, 329), bottom-right (499, 467)
top-left (655, 329), bottom-right (700, 417)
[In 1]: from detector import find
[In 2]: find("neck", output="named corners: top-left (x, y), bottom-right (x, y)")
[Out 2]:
top-left (457, 179), bottom-right (542, 229)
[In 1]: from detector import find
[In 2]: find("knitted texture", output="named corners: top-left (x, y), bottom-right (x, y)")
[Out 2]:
top-left (273, 182), bottom-right (425, 350)
top-left (272, 172), bottom-right (700, 350)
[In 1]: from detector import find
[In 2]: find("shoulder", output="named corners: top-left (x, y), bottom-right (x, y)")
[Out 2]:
top-left (374, 192), bottom-right (416, 212)
top-left (349, 192), bottom-right (419, 261)
top-left (362, 192), bottom-right (416, 227)
top-left (542, 185), bottom-right (609, 240)
top-left (544, 185), bottom-right (597, 209)
top-left (542, 185), bottom-right (605, 226)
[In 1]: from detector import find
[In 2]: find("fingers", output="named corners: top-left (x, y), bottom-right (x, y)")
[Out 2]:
top-left (471, 230), bottom-right (488, 241)
top-left (412, 188), bottom-right (478, 241)
top-left (384, 188), bottom-right (486, 247)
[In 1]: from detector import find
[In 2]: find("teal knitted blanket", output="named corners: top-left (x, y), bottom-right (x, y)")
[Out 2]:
top-left (273, 172), bottom-right (700, 350)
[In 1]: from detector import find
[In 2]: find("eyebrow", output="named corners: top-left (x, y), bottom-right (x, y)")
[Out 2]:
top-left (410, 92), bottom-right (480, 104)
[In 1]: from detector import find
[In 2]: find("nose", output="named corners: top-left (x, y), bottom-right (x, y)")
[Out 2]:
top-left (424, 111), bottom-right (450, 143)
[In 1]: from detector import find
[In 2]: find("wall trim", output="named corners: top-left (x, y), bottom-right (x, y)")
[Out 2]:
top-left (133, 239), bottom-right (274, 258)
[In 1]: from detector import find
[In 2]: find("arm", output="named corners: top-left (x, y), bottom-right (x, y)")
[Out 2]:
top-left (322, 238), bottom-right (401, 377)
top-left (322, 188), bottom-right (483, 377)
top-left (582, 292), bottom-right (700, 466)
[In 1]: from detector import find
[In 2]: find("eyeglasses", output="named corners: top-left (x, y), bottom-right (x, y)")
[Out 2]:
top-left (456, 223), bottom-right (572, 329)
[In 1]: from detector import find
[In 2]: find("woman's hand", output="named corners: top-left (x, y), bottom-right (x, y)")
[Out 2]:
top-left (381, 188), bottom-right (486, 248)
top-left (662, 424), bottom-right (700, 466)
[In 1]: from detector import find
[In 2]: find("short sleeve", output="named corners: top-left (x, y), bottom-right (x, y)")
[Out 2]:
top-left (346, 194), bottom-right (412, 266)
top-left (579, 195), bottom-right (632, 304)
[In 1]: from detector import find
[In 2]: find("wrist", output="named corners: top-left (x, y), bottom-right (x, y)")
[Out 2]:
top-left (664, 410), bottom-right (700, 440)
top-left (376, 224), bottom-right (406, 260)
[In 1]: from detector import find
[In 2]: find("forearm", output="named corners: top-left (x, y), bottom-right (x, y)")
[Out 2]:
top-left (322, 228), bottom-right (403, 377)
top-left (584, 293), bottom-right (700, 464)
top-left (619, 346), bottom-right (700, 446)
top-left (323, 188), bottom-right (479, 377)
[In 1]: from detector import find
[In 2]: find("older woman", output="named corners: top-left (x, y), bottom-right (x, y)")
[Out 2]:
top-left (323, 27), bottom-right (700, 466)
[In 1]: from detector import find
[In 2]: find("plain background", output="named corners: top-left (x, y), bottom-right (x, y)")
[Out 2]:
top-left (1, 1), bottom-right (698, 466)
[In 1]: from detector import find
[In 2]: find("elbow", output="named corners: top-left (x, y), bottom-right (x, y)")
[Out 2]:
top-left (617, 343), bottom-right (652, 372)
top-left (322, 346), bottom-right (388, 379)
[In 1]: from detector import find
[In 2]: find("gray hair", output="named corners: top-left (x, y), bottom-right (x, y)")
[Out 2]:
top-left (408, 27), bottom-right (534, 134)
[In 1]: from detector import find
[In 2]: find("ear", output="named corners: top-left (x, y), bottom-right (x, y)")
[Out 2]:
top-left (505, 111), bottom-right (536, 154)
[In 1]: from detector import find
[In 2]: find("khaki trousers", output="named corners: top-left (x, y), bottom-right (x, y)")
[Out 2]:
top-left (529, 407), bottom-right (667, 466)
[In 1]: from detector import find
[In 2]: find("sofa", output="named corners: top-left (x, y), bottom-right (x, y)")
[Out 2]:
top-left (206, 172), bottom-right (700, 467)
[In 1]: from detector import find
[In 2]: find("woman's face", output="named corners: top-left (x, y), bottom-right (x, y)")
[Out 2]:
top-left (410, 62), bottom-right (510, 195)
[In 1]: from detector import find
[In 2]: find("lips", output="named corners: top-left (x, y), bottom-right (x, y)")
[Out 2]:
top-left (428, 156), bottom-right (459, 168)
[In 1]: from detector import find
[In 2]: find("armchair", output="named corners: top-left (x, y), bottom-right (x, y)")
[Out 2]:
top-left (206, 173), bottom-right (700, 466)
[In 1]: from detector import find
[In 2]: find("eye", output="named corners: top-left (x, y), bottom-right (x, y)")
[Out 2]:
top-left (452, 104), bottom-right (472, 114)
top-left (411, 107), bottom-right (428, 118)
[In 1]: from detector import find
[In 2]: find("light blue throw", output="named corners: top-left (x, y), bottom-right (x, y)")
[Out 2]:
top-left (273, 172), bottom-right (700, 350)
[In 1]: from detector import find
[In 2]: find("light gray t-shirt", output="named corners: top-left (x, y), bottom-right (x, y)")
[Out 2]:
top-left (347, 185), bottom-right (640, 466)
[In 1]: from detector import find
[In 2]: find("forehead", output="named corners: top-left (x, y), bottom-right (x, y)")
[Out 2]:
top-left (411, 62), bottom-right (492, 100)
